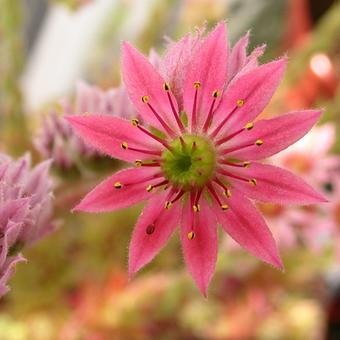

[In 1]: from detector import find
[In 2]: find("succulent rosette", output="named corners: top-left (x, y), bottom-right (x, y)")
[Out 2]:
top-left (0, 153), bottom-right (55, 297)
top-left (66, 22), bottom-right (326, 296)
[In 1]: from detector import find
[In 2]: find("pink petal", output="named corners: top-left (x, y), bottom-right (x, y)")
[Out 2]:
top-left (227, 31), bottom-right (249, 81)
top-left (180, 199), bottom-right (218, 297)
top-left (224, 110), bottom-right (322, 160)
top-left (223, 162), bottom-right (327, 204)
top-left (65, 115), bottom-right (161, 162)
top-left (74, 167), bottom-right (162, 212)
top-left (128, 190), bottom-right (180, 276)
top-left (161, 32), bottom-right (202, 109)
top-left (182, 22), bottom-right (228, 132)
top-left (211, 57), bottom-right (287, 137)
top-left (121, 42), bottom-right (180, 135)
top-left (212, 188), bottom-right (283, 269)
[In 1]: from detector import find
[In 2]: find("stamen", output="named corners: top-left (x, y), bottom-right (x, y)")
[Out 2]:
top-left (170, 189), bottom-right (185, 204)
top-left (149, 103), bottom-right (176, 136)
top-left (146, 224), bottom-right (155, 235)
top-left (187, 231), bottom-right (195, 240)
top-left (220, 139), bottom-right (263, 155)
top-left (191, 81), bottom-right (201, 132)
top-left (249, 178), bottom-right (257, 186)
top-left (142, 96), bottom-right (149, 103)
top-left (136, 125), bottom-right (172, 150)
top-left (135, 160), bottom-right (160, 167)
top-left (215, 122), bottom-right (255, 146)
top-left (217, 168), bottom-right (255, 186)
top-left (243, 161), bottom-right (251, 168)
top-left (236, 99), bottom-right (245, 107)
top-left (207, 183), bottom-right (221, 204)
top-left (213, 177), bottom-right (232, 198)
top-left (163, 83), bottom-right (185, 132)
top-left (146, 179), bottom-right (168, 192)
top-left (131, 118), bottom-right (139, 126)
top-left (219, 160), bottom-right (246, 167)
top-left (245, 122), bottom-right (254, 130)
top-left (114, 182), bottom-right (122, 189)
top-left (202, 90), bottom-right (220, 133)
top-left (209, 106), bottom-right (238, 138)
top-left (165, 201), bottom-right (172, 209)
top-left (193, 204), bottom-right (200, 212)
top-left (121, 143), bottom-right (162, 157)
top-left (115, 173), bottom-right (163, 191)
top-left (221, 204), bottom-right (229, 211)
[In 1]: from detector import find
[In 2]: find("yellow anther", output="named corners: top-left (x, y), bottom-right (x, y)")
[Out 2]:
top-left (146, 185), bottom-right (154, 192)
top-left (121, 142), bottom-right (128, 150)
top-left (193, 204), bottom-right (200, 212)
top-left (165, 201), bottom-right (172, 209)
top-left (194, 81), bottom-right (201, 89)
top-left (221, 204), bottom-right (229, 211)
top-left (131, 118), bottom-right (139, 126)
top-left (163, 82), bottom-right (170, 91)
top-left (142, 95), bottom-right (149, 103)
top-left (212, 90), bottom-right (220, 98)
top-left (236, 99), bottom-right (245, 107)
top-left (135, 160), bottom-right (143, 167)
top-left (245, 122), bottom-right (254, 130)
top-left (224, 189), bottom-right (232, 198)
top-left (187, 231), bottom-right (195, 240)
top-left (114, 182), bottom-right (122, 189)
top-left (249, 178), bottom-right (257, 186)
top-left (243, 161), bottom-right (251, 168)
top-left (255, 139), bottom-right (263, 146)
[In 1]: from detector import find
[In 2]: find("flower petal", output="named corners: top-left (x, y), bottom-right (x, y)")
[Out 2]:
top-left (183, 22), bottom-right (228, 131)
top-left (223, 162), bottom-right (327, 204)
top-left (211, 57), bottom-right (287, 137)
top-left (65, 115), bottom-right (162, 162)
top-left (128, 190), bottom-right (180, 276)
top-left (121, 42), bottom-right (180, 134)
top-left (161, 31), bottom-right (202, 109)
top-left (223, 110), bottom-right (322, 160)
top-left (73, 167), bottom-right (162, 212)
top-left (227, 31), bottom-right (249, 81)
top-left (180, 198), bottom-right (218, 297)
top-left (212, 188), bottom-right (283, 269)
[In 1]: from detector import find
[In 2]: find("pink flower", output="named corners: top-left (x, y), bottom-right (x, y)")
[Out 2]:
top-left (35, 81), bottom-right (136, 169)
top-left (0, 153), bottom-right (55, 297)
top-left (66, 22), bottom-right (326, 296)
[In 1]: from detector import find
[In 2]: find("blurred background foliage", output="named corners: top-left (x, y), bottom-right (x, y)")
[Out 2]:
top-left (0, 0), bottom-right (340, 339)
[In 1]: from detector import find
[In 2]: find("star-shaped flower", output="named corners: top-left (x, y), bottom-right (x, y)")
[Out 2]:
top-left (66, 22), bottom-right (326, 296)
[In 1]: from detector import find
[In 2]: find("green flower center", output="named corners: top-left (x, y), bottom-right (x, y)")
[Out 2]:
top-left (161, 134), bottom-right (216, 190)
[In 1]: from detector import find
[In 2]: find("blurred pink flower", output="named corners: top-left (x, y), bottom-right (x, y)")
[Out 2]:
top-left (0, 153), bottom-right (55, 297)
top-left (67, 22), bottom-right (326, 296)
top-left (35, 81), bottom-right (135, 169)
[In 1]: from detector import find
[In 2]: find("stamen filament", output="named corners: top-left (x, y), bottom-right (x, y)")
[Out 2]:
top-left (137, 125), bottom-right (172, 151)
top-left (220, 139), bottom-right (262, 155)
top-left (217, 168), bottom-right (250, 183)
top-left (202, 94), bottom-right (218, 133)
top-left (215, 124), bottom-right (252, 146)
top-left (125, 145), bottom-right (162, 156)
top-left (218, 160), bottom-right (245, 167)
top-left (209, 105), bottom-right (238, 138)
top-left (166, 92), bottom-right (185, 132)
top-left (213, 177), bottom-right (232, 197)
top-left (191, 82), bottom-right (200, 133)
top-left (146, 102), bottom-right (176, 137)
